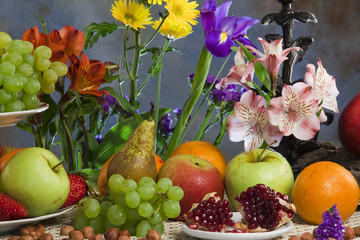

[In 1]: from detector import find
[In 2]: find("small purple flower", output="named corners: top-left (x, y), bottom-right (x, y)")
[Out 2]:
top-left (95, 134), bottom-right (102, 143)
top-left (315, 204), bottom-right (346, 240)
top-left (200, 0), bottom-right (259, 57)
top-left (159, 112), bottom-right (173, 136)
top-left (173, 107), bottom-right (182, 117)
top-left (101, 94), bottom-right (120, 113)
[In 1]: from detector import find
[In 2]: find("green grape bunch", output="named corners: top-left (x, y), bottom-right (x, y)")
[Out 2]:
top-left (0, 32), bottom-right (68, 112)
top-left (73, 174), bottom-right (184, 238)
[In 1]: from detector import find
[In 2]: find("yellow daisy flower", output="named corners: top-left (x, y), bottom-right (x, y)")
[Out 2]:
top-left (153, 18), bottom-right (193, 40)
top-left (165, 0), bottom-right (200, 26)
top-left (111, 0), bottom-right (153, 31)
top-left (148, 0), bottom-right (163, 5)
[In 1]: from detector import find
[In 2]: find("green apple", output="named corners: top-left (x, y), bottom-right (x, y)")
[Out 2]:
top-left (224, 148), bottom-right (294, 210)
top-left (1, 147), bottom-right (70, 217)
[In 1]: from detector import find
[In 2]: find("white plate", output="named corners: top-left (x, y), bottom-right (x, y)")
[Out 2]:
top-left (182, 212), bottom-right (293, 240)
top-left (0, 205), bottom-right (74, 234)
top-left (0, 102), bottom-right (49, 127)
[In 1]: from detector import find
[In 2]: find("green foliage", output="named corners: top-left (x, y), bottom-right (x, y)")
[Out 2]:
top-left (84, 22), bottom-right (125, 49)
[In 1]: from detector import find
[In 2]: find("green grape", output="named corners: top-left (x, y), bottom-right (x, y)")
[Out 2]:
top-left (33, 45), bottom-right (52, 59)
top-left (50, 61), bottom-right (68, 76)
top-left (162, 200), bottom-right (181, 219)
top-left (23, 77), bottom-right (41, 95)
top-left (108, 174), bottom-right (125, 193)
top-left (35, 57), bottom-right (51, 71)
top-left (22, 93), bottom-right (40, 110)
top-left (16, 73), bottom-right (28, 85)
top-left (22, 53), bottom-right (35, 66)
top-left (138, 177), bottom-right (156, 187)
top-left (106, 190), bottom-right (118, 203)
top-left (1, 52), bottom-right (22, 66)
top-left (83, 198), bottom-right (101, 219)
top-left (156, 178), bottom-right (172, 194)
top-left (136, 220), bottom-right (152, 238)
top-left (148, 209), bottom-right (164, 225)
top-left (125, 191), bottom-right (141, 208)
top-left (5, 40), bottom-right (27, 55)
top-left (0, 61), bottom-right (16, 76)
top-left (16, 63), bottom-right (33, 77)
top-left (147, 193), bottom-right (159, 204)
top-left (121, 220), bottom-right (137, 236)
top-left (73, 206), bottom-right (91, 230)
top-left (89, 216), bottom-right (106, 234)
top-left (105, 219), bottom-right (119, 230)
top-left (0, 32), bottom-right (12, 49)
top-left (100, 200), bottom-right (113, 217)
top-left (138, 202), bottom-right (154, 218)
top-left (42, 68), bottom-right (58, 84)
top-left (23, 41), bottom-right (34, 54)
top-left (167, 186), bottom-right (184, 201)
top-left (0, 73), bottom-right (4, 86)
top-left (115, 192), bottom-right (126, 206)
top-left (40, 82), bottom-right (55, 95)
top-left (151, 222), bottom-right (164, 234)
top-left (120, 178), bottom-right (137, 193)
top-left (12, 91), bottom-right (23, 100)
top-left (107, 204), bottom-right (127, 226)
top-left (31, 69), bottom-right (40, 78)
top-left (125, 206), bottom-right (142, 221)
top-left (3, 74), bottom-right (23, 93)
top-left (138, 185), bottom-right (155, 200)
top-left (0, 89), bottom-right (12, 104)
top-left (0, 104), bottom-right (5, 113)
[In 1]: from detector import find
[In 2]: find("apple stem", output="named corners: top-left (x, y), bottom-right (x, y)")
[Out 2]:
top-left (51, 161), bottom-right (64, 172)
top-left (257, 140), bottom-right (277, 162)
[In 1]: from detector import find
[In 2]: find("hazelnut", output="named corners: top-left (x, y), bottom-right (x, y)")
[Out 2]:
top-left (29, 231), bottom-right (42, 240)
top-left (40, 233), bottom-right (53, 240)
top-left (19, 235), bottom-right (33, 240)
top-left (312, 227), bottom-right (318, 238)
top-left (145, 230), bottom-right (161, 240)
top-left (117, 236), bottom-right (130, 240)
top-left (81, 226), bottom-right (94, 239)
top-left (89, 233), bottom-right (103, 240)
top-left (344, 226), bottom-right (355, 239)
top-left (354, 226), bottom-right (360, 237)
top-left (7, 237), bottom-right (20, 240)
top-left (33, 224), bottom-right (45, 235)
top-left (288, 235), bottom-right (301, 240)
top-left (104, 228), bottom-right (119, 240)
top-left (60, 225), bottom-right (75, 236)
top-left (300, 232), bottom-right (313, 240)
top-left (20, 225), bottom-right (35, 235)
top-left (69, 230), bottom-right (84, 240)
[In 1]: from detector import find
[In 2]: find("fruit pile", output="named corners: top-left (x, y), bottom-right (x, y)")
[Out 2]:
top-left (0, 31), bottom-right (68, 112)
top-left (74, 174), bottom-right (184, 238)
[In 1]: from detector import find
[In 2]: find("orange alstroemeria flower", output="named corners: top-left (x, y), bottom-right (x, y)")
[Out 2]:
top-left (67, 53), bottom-right (108, 97)
top-left (22, 25), bottom-right (85, 64)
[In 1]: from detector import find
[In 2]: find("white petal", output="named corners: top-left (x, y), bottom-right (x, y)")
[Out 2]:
top-left (293, 114), bottom-right (320, 140)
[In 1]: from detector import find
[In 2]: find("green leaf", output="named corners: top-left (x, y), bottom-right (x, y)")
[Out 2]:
top-left (84, 22), bottom-right (125, 49)
top-left (90, 108), bottom-right (172, 168)
top-left (63, 97), bottom-right (100, 117)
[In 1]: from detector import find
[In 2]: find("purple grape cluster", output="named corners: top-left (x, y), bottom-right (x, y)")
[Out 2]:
top-left (235, 184), bottom-right (295, 231)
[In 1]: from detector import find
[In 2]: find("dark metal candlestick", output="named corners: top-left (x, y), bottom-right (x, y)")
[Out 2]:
top-left (261, 0), bottom-right (324, 168)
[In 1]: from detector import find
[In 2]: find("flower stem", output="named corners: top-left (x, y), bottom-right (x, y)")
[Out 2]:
top-left (193, 105), bottom-right (215, 141)
top-left (77, 115), bottom-right (89, 169)
top-left (130, 30), bottom-right (141, 106)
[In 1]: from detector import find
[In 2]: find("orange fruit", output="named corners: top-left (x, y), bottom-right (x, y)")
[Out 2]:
top-left (291, 161), bottom-right (360, 224)
top-left (97, 154), bottom-right (164, 196)
top-left (169, 141), bottom-right (227, 178)
top-left (0, 148), bottom-right (25, 174)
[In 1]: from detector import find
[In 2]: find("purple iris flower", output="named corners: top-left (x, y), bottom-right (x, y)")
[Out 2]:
top-left (200, 0), bottom-right (259, 57)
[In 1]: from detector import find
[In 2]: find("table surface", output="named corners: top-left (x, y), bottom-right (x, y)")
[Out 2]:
top-left (1, 207), bottom-right (360, 240)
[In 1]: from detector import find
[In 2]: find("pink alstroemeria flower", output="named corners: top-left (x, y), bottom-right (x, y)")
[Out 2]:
top-left (267, 82), bottom-right (320, 140)
top-left (247, 38), bottom-right (301, 87)
top-left (216, 48), bottom-right (255, 89)
top-left (226, 90), bottom-right (282, 151)
top-left (304, 58), bottom-right (339, 121)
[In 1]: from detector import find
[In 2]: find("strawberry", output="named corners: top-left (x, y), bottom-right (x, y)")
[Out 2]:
top-left (0, 193), bottom-right (28, 221)
top-left (61, 174), bottom-right (87, 208)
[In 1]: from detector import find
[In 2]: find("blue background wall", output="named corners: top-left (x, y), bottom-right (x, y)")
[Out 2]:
top-left (0, 0), bottom-right (359, 162)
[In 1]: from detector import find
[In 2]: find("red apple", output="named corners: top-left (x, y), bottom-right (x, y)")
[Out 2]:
top-left (338, 92), bottom-right (360, 156)
top-left (157, 154), bottom-right (224, 221)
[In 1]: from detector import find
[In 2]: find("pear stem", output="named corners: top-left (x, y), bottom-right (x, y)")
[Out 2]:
top-left (149, 102), bottom-right (155, 121)
top-left (257, 140), bottom-right (277, 162)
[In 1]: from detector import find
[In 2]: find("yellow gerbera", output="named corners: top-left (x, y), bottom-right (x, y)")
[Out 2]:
top-left (153, 18), bottom-right (193, 40)
top-left (148, 0), bottom-right (163, 5)
top-left (165, 0), bottom-right (200, 26)
top-left (111, 0), bottom-right (153, 30)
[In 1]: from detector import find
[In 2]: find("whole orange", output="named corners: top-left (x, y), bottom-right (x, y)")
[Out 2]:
top-left (97, 154), bottom-right (164, 196)
top-left (291, 161), bottom-right (360, 224)
top-left (0, 148), bottom-right (25, 174)
top-left (169, 141), bottom-right (227, 178)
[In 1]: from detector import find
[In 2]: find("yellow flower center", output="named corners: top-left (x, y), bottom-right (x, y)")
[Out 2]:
top-left (172, 4), bottom-right (184, 16)
top-left (125, 13), bottom-right (137, 23)
top-left (220, 32), bottom-right (227, 44)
